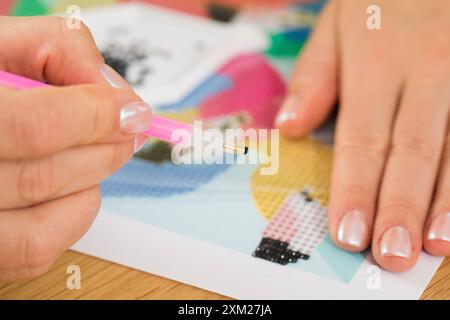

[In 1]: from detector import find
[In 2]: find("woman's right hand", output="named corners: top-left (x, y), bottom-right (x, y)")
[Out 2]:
top-left (0, 16), bottom-right (152, 282)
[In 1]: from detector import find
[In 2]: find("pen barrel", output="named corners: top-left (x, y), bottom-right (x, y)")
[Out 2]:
top-left (144, 115), bottom-right (192, 144)
top-left (0, 70), bottom-right (48, 88)
top-left (0, 70), bottom-right (193, 144)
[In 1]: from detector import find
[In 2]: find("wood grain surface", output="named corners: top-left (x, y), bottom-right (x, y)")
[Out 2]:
top-left (0, 251), bottom-right (448, 300)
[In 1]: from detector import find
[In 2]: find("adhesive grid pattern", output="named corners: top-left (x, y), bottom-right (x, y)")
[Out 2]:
top-left (251, 138), bottom-right (332, 221)
top-left (200, 54), bottom-right (286, 129)
top-left (101, 158), bottom-right (229, 197)
top-left (251, 138), bottom-right (332, 265)
top-left (101, 53), bottom-right (286, 198)
top-left (265, 192), bottom-right (327, 254)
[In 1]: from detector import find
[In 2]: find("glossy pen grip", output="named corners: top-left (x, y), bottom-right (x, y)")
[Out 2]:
top-left (0, 70), bottom-right (192, 144)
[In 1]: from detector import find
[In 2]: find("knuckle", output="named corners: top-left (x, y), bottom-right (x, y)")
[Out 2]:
top-left (381, 196), bottom-right (419, 218)
top-left (17, 157), bottom-right (58, 204)
top-left (391, 134), bottom-right (438, 162)
top-left (339, 183), bottom-right (372, 200)
top-left (336, 131), bottom-right (389, 159)
top-left (21, 224), bottom-right (58, 269)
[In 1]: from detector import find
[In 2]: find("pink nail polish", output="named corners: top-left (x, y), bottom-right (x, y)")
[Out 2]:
top-left (337, 210), bottom-right (368, 249)
top-left (427, 212), bottom-right (450, 242)
top-left (380, 226), bottom-right (412, 259)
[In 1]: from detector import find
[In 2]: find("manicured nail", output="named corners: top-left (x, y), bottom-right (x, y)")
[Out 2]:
top-left (100, 64), bottom-right (130, 89)
top-left (380, 226), bottom-right (412, 259)
top-left (275, 95), bottom-right (300, 126)
top-left (120, 102), bottom-right (152, 134)
top-left (427, 212), bottom-right (450, 242)
top-left (337, 210), bottom-right (368, 249)
top-left (134, 135), bottom-right (149, 153)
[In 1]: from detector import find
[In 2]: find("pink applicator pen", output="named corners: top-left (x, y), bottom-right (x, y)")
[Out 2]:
top-left (0, 70), bottom-right (247, 155)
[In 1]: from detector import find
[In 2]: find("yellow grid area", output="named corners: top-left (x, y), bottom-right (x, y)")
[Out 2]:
top-left (251, 137), bottom-right (332, 221)
top-left (157, 107), bottom-right (199, 123)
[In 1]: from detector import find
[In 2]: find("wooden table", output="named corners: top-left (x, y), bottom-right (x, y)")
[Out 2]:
top-left (0, 251), bottom-right (448, 299)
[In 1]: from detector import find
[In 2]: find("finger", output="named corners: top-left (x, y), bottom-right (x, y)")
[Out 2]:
top-left (275, 1), bottom-right (337, 137)
top-left (425, 147), bottom-right (450, 256)
top-left (372, 78), bottom-right (449, 272)
top-left (0, 85), bottom-right (151, 159)
top-left (424, 118), bottom-right (450, 256)
top-left (0, 140), bottom-right (133, 209)
top-left (328, 41), bottom-right (402, 252)
top-left (0, 186), bottom-right (101, 270)
top-left (0, 15), bottom-right (125, 87)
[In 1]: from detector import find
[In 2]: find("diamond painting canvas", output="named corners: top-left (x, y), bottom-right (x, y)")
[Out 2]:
top-left (66, 3), bottom-right (444, 299)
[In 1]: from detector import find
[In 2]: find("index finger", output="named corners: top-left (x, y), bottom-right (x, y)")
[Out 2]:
top-left (0, 85), bottom-right (151, 159)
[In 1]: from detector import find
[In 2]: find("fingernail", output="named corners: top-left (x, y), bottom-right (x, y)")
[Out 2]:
top-left (275, 95), bottom-right (300, 126)
top-left (337, 210), bottom-right (368, 249)
top-left (134, 135), bottom-right (149, 153)
top-left (380, 226), bottom-right (412, 259)
top-left (120, 102), bottom-right (152, 134)
top-left (100, 64), bottom-right (130, 89)
top-left (427, 212), bottom-right (450, 242)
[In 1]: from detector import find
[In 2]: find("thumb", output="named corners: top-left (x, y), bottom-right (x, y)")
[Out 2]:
top-left (275, 1), bottom-right (338, 138)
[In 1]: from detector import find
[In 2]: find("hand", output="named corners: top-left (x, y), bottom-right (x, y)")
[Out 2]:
top-left (276, 0), bottom-right (450, 271)
top-left (0, 16), bottom-right (152, 281)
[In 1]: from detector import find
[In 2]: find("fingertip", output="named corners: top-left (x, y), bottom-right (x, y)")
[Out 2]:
top-left (332, 210), bottom-right (372, 253)
top-left (119, 101), bottom-right (153, 135)
top-left (275, 0), bottom-right (337, 136)
top-left (276, 115), bottom-right (308, 138)
top-left (424, 239), bottom-right (450, 257)
top-left (373, 255), bottom-right (419, 273)
top-left (275, 95), bottom-right (310, 138)
top-left (333, 240), bottom-right (369, 253)
top-left (275, 86), bottom-right (337, 139)
top-left (372, 226), bottom-right (420, 272)
top-left (423, 212), bottom-right (450, 256)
